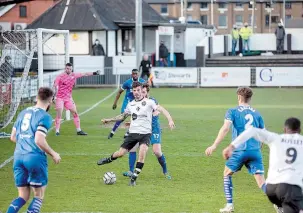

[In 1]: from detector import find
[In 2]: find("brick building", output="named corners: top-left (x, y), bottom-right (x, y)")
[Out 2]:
top-left (146, 0), bottom-right (303, 34)
top-left (0, 0), bottom-right (58, 30)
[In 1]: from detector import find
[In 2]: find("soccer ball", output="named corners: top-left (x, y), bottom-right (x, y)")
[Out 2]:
top-left (103, 172), bottom-right (116, 185)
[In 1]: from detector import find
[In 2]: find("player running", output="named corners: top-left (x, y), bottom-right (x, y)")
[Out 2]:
top-left (98, 82), bottom-right (175, 186)
top-left (108, 69), bottom-right (145, 139)
top-left (223, 117), bottom-right (303, 213)
top-left (53, 63), bottom-right (101, 136)
top-left (5, 87), bottom-right (61, 213)
top-left (122, 83), bottom-right (172, 179)
top-left (205, 87), bottom-right (267, 213)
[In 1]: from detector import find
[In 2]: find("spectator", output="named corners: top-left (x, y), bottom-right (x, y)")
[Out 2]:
top-left (0, 56), bottom-right (13, 83)
top-left (159, 41), bottom-right (169, 67)
top-left (92, 39), bottom-right (105, 56)
top-left (231, 25), bottom-right (239, 56)
top-left (240, 22), bottom-right (252, 54)
top-left (275, 23), bottom-right (285, 54)
top-left (139, 54), bottom-right (152, 80)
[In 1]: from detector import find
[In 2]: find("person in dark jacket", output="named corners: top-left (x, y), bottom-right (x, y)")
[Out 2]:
top-left (92, 39), bottom-right (105, 56)
top-left (159, 41), bottom-right (169, 67)
top-left (139, 54), bottom-right (152, 80)
top-left (0, 56), bottom-right (13, 83)
top-left (275, 23), bottom-right (285, 54)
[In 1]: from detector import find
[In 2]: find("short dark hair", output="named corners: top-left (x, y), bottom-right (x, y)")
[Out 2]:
top-left (132, 81), bottom-right (142, 88)
top-left (132, 68), bottom-right (139, 73)
top-left (38, 87), bottom-right (54, 102)
top-left (142, 83), bottom-right (150, 92)
top-left (237, 87), bottom-right (253, 102)
top-left (285, 117), bottom-right (301, 132)
top-left (66, 63), bottom-right (73, 67)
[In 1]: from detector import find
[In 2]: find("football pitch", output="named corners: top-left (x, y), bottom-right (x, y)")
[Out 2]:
top-left (1, 88), bottom-right (303, 213)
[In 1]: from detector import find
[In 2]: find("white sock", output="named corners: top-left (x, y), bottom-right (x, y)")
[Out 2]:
top-left (76, 128), bottom-right (81, 132)
top-left (56, 129), bottom-right (59, 133)
top-left (227, 203), bottom-right (233, 207)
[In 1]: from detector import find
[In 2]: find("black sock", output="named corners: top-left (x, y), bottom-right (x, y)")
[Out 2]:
top-left (109, 154), bottom-right (118, 162)
top-left (131, 162), bottom-right (144, 181)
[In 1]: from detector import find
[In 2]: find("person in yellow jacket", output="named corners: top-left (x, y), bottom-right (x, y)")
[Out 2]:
top-left (231, 25), bottom-right (239, 56)
top-left (240, 22), bottom-right (252, 54)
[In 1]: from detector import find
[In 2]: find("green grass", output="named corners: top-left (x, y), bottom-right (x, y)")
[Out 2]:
top-left (1, 88), bottom-right (303, 213)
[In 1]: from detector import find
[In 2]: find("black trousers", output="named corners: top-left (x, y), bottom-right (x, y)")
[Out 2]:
top-left (266, 183), bottom-right (303, 213)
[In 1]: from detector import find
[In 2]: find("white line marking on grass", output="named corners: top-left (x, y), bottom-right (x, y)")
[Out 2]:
top-left (0, 89), bottom-right (118, 169)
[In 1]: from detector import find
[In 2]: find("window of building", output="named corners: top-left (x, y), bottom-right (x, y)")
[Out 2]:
top-left (200, 2), bottom-right (208, 9)
top-left (219, 15), bottom-right (227, 27)
top-left (19, 5), bottom-right (27, 18)
top-left (248, 3), bottom-right (253, 8)
top-left (187, 2), bottom-right (193, 9)
top-left (218, 3), bottom-right (227, 8)
top-left (285, 2), bottom-right (291, 9)
top-left (235, 2), bottom-right (243, 8)
top-left (271, 15), bottom-right (279, 23)
top-left (187, 15), bottom-right (193, 21)
top-left (286, 15), bottom-right (292, 19)
top-left (265, 15), bottom-right (269, 26)
top-left (200, 15), bottom-right (208, 24)
top-left (161, 4), bottom-right (168, 14)
top-left (235, 15), bottom-right (243, 23)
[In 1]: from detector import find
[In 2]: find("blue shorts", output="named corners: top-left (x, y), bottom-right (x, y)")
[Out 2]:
top-left (121, 100), bottom-right (130, 113)
top-left (225, 150), bottom-right (264, 175)
top-left (13, 154), bottom-right (48, 187)
top-left (151, 130), bottom-right (162, 145)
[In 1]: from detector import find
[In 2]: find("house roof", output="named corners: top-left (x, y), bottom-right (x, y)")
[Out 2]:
top-left (27, 0), bottom-right (167, 31)
top-left (0, 0), bottom-right (32, 6)
top-left (285, 19), bottom-right (303, 28)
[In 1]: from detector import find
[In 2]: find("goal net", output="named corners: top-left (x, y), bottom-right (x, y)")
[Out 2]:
top-left (0, 28), bottom-right (69, 138)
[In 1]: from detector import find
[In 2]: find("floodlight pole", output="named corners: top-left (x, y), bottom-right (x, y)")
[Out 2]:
top-left (135, 0), bottom-right (143, 69)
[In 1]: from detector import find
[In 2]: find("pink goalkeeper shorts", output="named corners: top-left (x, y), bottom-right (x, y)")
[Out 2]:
top-left (55, 98), bottom-right (75, 110)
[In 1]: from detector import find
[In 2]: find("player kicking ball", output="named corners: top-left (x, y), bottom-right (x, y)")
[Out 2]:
top-left (108, 69), bottom-right (145, 139)
top-left (205, 87), bottom-right (271, 213)
top-left (6, 87), bottom-right (61, 213)
top-left (223, 117), bottom-right (303, 213)
top-left (122, 83), bottom-right (173, 179)
top-left (53, 63), bottom-right (101, 136)
top-left (98, 82), bottom-right (175, 186)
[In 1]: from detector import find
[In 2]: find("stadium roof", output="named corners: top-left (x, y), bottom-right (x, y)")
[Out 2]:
top-left (0, 0), bottom-right (32, 6)
top-left (27, 0), bottom-right (167, 31)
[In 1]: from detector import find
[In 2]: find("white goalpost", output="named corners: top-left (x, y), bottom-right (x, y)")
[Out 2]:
top-left (0, 28), bottom-right (69, 138)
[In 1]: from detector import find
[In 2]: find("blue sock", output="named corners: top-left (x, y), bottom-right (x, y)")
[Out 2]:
top-left (224, 176), bottom-right (233, 204)
top-left (112, 120), bottom-right (122, 132)
top-left (261, 183), bottom-right (267, 193)
top-left (157, 154), bottom-right (168, 174)
top-left (129, 152), bottom-right (136, 172)
top-left (6, 197), bottom-right (26, 213)
top-left (27, 197), bottom-right (43, 213)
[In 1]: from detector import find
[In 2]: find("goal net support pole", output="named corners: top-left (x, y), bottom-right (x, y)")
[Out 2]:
top-left (37, 28), bottom-right (71, 120)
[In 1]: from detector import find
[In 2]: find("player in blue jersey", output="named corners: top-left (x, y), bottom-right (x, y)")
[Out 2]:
top-left (122, 83), bottom-right (173, 179)
top-left (205, 87), bottom-right (267, 213)
top-left (108, 68), bottom-right (145, 139)
top-left (6, 87), bottom-right (61, 213)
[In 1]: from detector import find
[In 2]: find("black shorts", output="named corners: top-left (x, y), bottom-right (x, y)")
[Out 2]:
top-left (120, 133), bottom-right (151, 151)
top-left (266, 183), bottom-right (303, 213)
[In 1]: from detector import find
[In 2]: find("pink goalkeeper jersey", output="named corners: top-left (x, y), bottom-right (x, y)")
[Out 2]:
top-left (54, 72), bottom-right (84, 99)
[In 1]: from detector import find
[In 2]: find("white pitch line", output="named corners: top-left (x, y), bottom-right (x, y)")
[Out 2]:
top-left (0, 89), bottom-right (118, 169)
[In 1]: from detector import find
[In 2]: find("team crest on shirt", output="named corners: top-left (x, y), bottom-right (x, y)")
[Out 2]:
top-left (136, 106), bottom-right (140, 111)
top-left (142, 101), bottom-right (146, 106)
